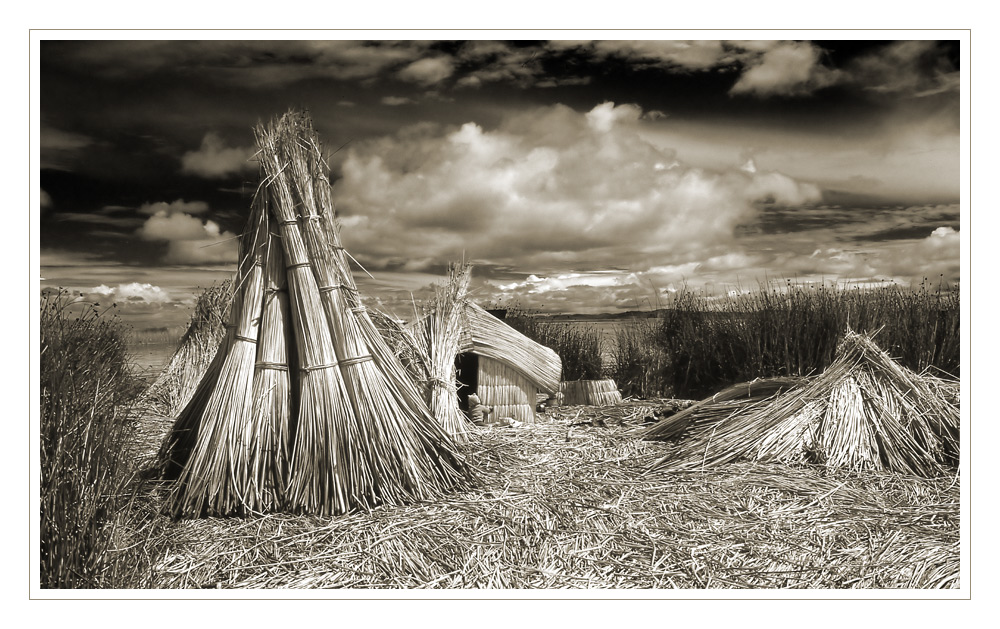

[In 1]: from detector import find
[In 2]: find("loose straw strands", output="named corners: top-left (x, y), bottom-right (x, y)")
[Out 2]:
top-left (136, 411), bottom-right (958, 589)
top-left (647, 330), bottom-right (960, 477)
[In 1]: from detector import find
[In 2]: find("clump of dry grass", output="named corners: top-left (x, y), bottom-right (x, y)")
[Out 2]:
top-left (120, 402), bottom-right (958, 589)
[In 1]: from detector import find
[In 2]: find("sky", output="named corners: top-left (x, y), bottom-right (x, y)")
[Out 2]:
top-left (36, 36), bottom-right (964, 333)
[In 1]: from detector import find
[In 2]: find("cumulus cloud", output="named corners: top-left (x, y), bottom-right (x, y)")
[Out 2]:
top-left (89, 282), bottom-right (172, 304)
top-left (397, 56), bottom-right (455, 86)
top-left (41, 189), bottom-right (52, 210)
top-left (332, 102), bottom-right (820, 277)
top-left (135, 200), bottom-right (238, 265)
top-left (181, 132), bottom-right (256, 178)
top-left (730, 41), bottom-right (840, 97)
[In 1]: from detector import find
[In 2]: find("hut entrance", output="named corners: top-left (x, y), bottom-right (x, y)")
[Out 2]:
top-left (455, 352), bottom-right (479, 412)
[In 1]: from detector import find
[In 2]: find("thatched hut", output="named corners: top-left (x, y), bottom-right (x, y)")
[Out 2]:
top-left (457, 302), bottom-right (561, 424)
top-left (406, 274), bottom-right (561, 430)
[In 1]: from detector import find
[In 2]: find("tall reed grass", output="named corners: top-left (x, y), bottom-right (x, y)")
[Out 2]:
top-left (611, 281), bottom-right (960, 399)
top-left (40, 289), bottom-right (142, 588)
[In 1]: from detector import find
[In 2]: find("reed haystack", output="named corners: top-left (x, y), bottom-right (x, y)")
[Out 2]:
top-left (140, 280), bottom-right (232, 417)
top-left (161, 110), bottom-right (473, 517)
top-left (647, 330), bottom-right (960, 477)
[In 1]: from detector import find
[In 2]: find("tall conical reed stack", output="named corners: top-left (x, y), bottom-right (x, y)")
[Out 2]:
top-left (244, 214), bottom-right (297, 512)
top-left (255, 124), bottom-right (360, 515)
top-left (168, 207), bottom-right (268, 517)
top-left (258, 111), bottom-right (471, 510)
top-left (418, 263), bottom-right (473, 442)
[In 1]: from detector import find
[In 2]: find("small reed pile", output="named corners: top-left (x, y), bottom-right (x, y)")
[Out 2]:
top-left (560, 379), bottom-right (623, 406)
top-left (648, 330), bottom-right (960, 477)
top-left (415, 263), bottom-right (474, 442)
top-left (138, 281), bottom-right (232, 417)
top-left (160, 110), bottom-right (473, 517)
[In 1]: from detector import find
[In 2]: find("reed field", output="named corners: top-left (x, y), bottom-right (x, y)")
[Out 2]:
top-left (608, 282), bottom-right (960, 399)
top-left (40, 290), bottom-right (145, 588)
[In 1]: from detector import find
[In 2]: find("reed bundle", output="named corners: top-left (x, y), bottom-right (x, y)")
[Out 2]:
top-left (648, 330), bottom-right (960, 477)
top-left (416, 263), bottom-right (474, 442)
top-left (559, 379), bottom-right (623, 406)
top-left (168, 207), bottom-right (267, 516)
top-left (246, 222), bottom-right (296, 511)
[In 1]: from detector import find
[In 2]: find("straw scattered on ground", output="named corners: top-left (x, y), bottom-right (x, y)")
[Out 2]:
top-left (120, 401), bottom-right (959, 590)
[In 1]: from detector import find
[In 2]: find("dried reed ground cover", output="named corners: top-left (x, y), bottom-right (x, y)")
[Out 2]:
top-left (122, 403), bottom-right (958, 589)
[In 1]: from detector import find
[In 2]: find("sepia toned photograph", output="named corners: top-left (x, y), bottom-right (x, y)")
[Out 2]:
top-left (34, 32), bottom-right (967, 595)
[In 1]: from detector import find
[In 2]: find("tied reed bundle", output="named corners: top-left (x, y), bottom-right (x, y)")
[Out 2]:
top-left (256, 112), bottom-right (472, 513)
top-left (256, 123), bottom-right (359, 515)
top-left (168, 208), bottom-right (268, 517)
top-left (643, 377), bottom-right (804, 442)
top-left (418, 263), bottom-right (474, 442)
top-left (648, 330), bottom-right (960, 477)
top-left (246, 219), bottom-right (296, 512)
